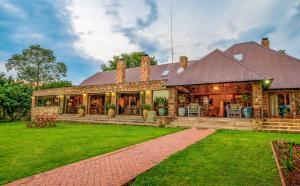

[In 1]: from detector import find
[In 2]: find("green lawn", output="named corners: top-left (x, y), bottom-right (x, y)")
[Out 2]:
top-left (133, 130), bottom-right (300, 186)
top-left (0, 121), bottom-right (181, 185)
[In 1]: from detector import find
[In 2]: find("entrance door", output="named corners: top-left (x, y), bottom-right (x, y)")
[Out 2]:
top-left (269, 93), bottom-right (292, 117)
top-left (118, 93), bottom-right (140, 115)
top-left (88, 94), bottom-right (105, 114)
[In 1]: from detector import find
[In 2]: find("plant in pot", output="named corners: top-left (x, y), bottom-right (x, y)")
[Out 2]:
top-left (154, 97), bottom-right (167, 116)
top-left (242, 94), bottom-right (253, 118)
top-left (142, 104), bottom-right (152, 120)
top-left (177, 95), bottom-right (186, 117)
top-left (107, 103), bottom-right (116, 118)
top-left (77, 104), bottom-right (86, 117)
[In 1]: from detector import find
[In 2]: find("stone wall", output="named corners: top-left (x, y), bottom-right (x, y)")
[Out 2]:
top-left (168, 88), bottom-right (177, 117)
top-left (252, 82), bottom-right (263, 118)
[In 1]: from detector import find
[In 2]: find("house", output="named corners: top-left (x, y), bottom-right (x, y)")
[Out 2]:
top-left (31, 38), bottom-right (300, 120)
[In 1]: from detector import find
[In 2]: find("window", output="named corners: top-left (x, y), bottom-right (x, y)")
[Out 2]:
top-left (36, 96), bottom-right (59, 107)
top-left (233, 53), bottom-right (244, 61)
top-left (161, 69), bottom-right (170, 76)
top-left (177, 67), bottom-right (184, 74)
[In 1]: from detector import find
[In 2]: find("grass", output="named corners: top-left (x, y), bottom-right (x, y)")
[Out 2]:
top-left (0, 121), bottom-right (181, 185)
top-left (133, 130), bottom-right (300, 186)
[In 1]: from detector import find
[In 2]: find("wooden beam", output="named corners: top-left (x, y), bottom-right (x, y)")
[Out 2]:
top-left (176, 86), bottom-right (189, 94)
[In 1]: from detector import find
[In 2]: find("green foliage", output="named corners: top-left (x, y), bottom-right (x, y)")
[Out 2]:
top-left (154, 97), bottom-right (168, 108)
top-left (6, 45), bottom-right (67, 87)
top-left (242, 94), bottom-right (251, 101)
top-left (0, 76), bottom-right (32, 122)
top-left (38, 80), bottom-right (72, 90)
top-left (142, 104), bottom-right (152, 111)
top-left (100, 51), bottom-right (157, 71)
top-left (106, 103), bottom-right (116, 110)
top-left (285, 141), bottom-right (295, 171)
top-left (178, 95), bottom-right (185, 107)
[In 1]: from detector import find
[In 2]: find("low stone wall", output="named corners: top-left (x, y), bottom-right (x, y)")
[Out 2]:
top-left (31, 106), bottom-right (59, 120)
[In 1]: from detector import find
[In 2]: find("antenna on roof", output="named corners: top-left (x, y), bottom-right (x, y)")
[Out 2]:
top-left (170, 0), bottom-right (174, 63)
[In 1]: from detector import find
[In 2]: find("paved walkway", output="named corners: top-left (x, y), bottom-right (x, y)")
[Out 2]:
top-left (6, 128), bottom-right (215, 186)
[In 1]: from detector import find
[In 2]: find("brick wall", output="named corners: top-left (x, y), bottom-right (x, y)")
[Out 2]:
top-left (140, 55), bottom-right (150, 82)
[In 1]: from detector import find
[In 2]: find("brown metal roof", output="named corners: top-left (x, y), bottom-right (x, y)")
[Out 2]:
top-left (225, 42), bottom-right (300, 89)
top-left (79, 61), bottom-right (197, 86)
top-left (166, 49), bottom-right (269, 86)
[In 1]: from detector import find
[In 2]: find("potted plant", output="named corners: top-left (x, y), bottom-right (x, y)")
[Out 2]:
top-left (142, 104), bottom-right (152, 120)
top-left (242, 94), bottom-right (253, 118)
top-left (107, 103), bottom-right (116, 118)
top-left (77, 104), bottom-right (86, 117)
top-left (177, 95), bottom-right (186, 117)
top-left (154, 97), bottom-right (167, 116)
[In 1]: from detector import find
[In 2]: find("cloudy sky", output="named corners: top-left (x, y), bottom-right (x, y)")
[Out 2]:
top-left (0, 0), bottom-right (299, 84)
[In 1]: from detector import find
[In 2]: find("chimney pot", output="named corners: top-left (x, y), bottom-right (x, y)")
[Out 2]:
top-left (140, 55), bottom-right (150, 81)
top-left (116, 59), bottom-right (126, 83)
top-left (180, 56), bottom-right (188, 69)
top-left (261, 37), bottom-right (270, 48)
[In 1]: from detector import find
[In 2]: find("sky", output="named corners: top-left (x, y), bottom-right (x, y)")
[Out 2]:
top-left (0, 0), bottom-right (300, 85)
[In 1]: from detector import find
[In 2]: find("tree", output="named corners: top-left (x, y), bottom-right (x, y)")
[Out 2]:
top-left (38, 80), bottom-right (72, 90)
top-left (6, 45), bottom-right (67, 88)
top-left (0, 75), bottom-right (32, 122)
top-left (101, 51), bottom-right (157, 71)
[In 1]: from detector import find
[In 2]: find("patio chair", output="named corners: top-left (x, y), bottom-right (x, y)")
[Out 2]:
top-left (124, 105), bottom-right (132, 115)
top-left (226, 104), bottom-right (242, 118)
top-left (131, 106), bottom-right (139, 115)
top-left (187, 103), bottom-right (201, 117)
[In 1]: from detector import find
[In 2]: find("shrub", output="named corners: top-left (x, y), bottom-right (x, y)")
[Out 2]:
top-left (142, 104), bottom-right (152, 111)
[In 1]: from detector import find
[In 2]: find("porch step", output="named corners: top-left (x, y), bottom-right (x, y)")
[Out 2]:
top-left (260, 120), bottom-right (300, 133)
top-left (168, 117), bottom-right (253, 130)
top-left (56, 115), bottom-right (158, 126)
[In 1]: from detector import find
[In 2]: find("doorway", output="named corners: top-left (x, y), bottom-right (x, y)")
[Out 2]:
top-left (269, 93), bottom-right (292, 117)
top-left (88, 94), bottom-right (105, 114)
top-left (117, 93), bottom-right (140, 115)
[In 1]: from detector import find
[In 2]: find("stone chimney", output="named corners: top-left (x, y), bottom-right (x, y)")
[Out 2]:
top-left (180, 56), bottom-right (188, 69)
top-left (116, 59), bottom-right (126, 83)
top-left (140, 54), bottom-right (150, 82)
top-left (261, 37), bottom-right (270, 48)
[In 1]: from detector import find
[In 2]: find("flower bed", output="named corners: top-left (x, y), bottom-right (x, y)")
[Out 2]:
top-left (272, 141), bottom-right (300, 186)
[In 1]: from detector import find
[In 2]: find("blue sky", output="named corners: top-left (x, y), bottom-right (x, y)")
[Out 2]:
top-left (0, 0), bottom-right (299, 85)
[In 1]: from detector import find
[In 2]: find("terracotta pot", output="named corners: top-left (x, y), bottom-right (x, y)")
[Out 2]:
top-left (143, 110), bottom-right (148, 120)
top-left (78, 108), bottom-right (85, 117)
top-left (108, 109), bottom-right (115, 118)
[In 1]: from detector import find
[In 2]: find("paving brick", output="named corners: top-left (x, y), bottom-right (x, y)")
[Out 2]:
top-left (6, 128), bottom-right (214, 186)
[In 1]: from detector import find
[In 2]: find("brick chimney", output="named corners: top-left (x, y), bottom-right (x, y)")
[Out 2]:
top-left (116, 59), bottom-right (126, 83)
top-left (180, 56), bottom-right (188, 69)
top-left (261, 37), bottom-right (270, 48)
top-left (140, 54), bottom-right (150, 82)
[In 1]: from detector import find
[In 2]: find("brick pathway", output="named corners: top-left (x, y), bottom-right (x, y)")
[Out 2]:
top-left (6, 128), bottom-right (215, 186)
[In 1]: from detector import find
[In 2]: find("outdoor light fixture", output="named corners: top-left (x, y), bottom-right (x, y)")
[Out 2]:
top-left (264, 79), bottom-right (271, 84)
top-left (83, 93), bottom-right (87, 97)
top-left (213, 86), bottom-right (219, 90)
top-left (31, 96), bottom-right (34, 99)
top-left (145, 90), bottom-right (151, 95)
top-left (111, 92), bottom-right (116, 96)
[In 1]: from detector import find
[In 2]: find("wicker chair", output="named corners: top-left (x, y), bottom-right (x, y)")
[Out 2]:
top-left (187, 103), bottom-right (201, 117)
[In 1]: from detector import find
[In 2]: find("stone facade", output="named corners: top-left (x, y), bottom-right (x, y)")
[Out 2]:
top-left (252, 82), bottom-right (263, 118)
top-left (167, 88), bottom-right (177, 117)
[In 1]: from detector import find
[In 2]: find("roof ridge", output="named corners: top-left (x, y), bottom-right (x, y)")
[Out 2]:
top-left (217, 49), bottom-right (271, 79)
top-left (167, 49), bottom-right (222, 82)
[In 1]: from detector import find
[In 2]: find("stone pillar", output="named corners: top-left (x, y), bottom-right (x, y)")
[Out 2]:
top-left (31, 96), bottom-right (36, 108)
top-left (58, 95), bottom-right (64, 114)
top-left (116, 59), bottom-right (126, 84)
top-left (83, 93), bottom-right (88, 115)
top-left (168, 88), bottom-right (177, 117)
top-left (252, 83), bottom-right (263, 118)
top-left (291, 92), bottom-right (297, 118)
top-left (111, 92), bottom-right (117, 106)
top-left (145, 90), bottom-right (152, 105)
top-left (180, 56), bottom-right (188, 69)
top-left (262, 91), bottom-right (269, 118)
top-left (140, 54), bottom-right (150, 82)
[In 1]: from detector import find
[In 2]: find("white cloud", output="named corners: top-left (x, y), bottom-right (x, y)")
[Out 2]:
top-left (66, 0), bottom-right (141, 63)
top-left (0, 0), bottom-right (26, 18)
top-left (64, 0), bottom-right (300, 65)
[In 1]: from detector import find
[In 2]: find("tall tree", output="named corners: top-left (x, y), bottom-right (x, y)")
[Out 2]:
top-left (101, 51), bottom-right (157, 71)
top-left (6, 45), bottom-right (67, 87)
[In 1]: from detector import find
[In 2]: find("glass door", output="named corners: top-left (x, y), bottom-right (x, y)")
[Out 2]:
top-left (269, 93), bottom-right (292, 117)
